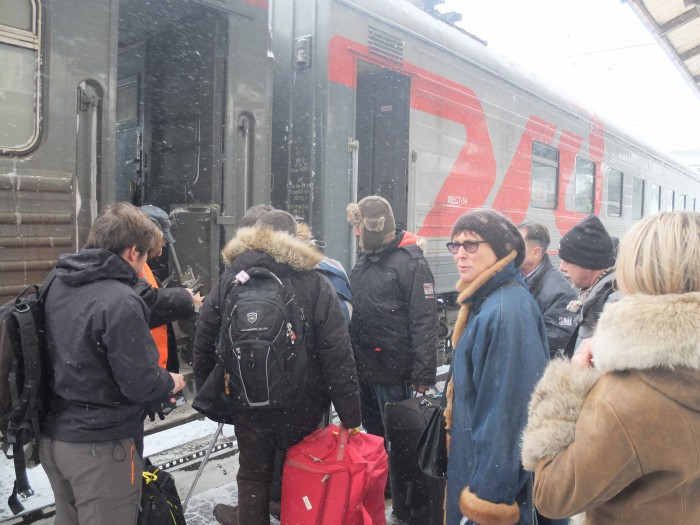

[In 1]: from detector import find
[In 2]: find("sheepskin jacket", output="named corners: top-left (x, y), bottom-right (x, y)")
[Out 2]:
top-left (522, 292), bottom-right (700, 525)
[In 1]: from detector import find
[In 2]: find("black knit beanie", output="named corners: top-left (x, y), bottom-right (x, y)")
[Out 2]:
top-left (558, 214), bottom-right (615, 270)
top-left (450, 209), bottom-right (525, 267)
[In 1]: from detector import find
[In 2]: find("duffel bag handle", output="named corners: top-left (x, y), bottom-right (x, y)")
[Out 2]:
top-left (336, 426), bottom-right (349, 461)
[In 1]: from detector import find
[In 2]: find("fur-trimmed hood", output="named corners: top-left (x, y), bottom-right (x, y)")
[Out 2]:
top-left (591, 291), bottom-right (700, 373)
top-left (221, 226), bottom-right (323, 271)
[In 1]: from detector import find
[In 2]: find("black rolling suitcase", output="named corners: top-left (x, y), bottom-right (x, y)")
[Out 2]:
top-left (384, 395), bottom-right (446, 525)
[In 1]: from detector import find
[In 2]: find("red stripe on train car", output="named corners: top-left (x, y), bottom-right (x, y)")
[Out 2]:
top-left (243, 0), bottom-right (268, 8)
top-left (329, 35), bottom-right (496, 237)
top-left (328, 35), bottom-right (605, 237)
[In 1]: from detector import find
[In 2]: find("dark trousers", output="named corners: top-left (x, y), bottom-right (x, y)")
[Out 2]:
top-left (234, 417), bottom-right (318, 525)
top-left (39, 437), bottom-right (142, 525)
top-left (359, 381), bottom-right (413, 438)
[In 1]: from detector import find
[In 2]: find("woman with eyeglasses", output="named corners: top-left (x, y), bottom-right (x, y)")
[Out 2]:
top-left (444, 209), bottom-right (549, 525)
top-left (522, 212), bottom-right (700, 525)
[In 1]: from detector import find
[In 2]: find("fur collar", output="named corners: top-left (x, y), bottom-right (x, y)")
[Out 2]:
top-left (592, 292), bottom-right (700, 373)
top-left (221, 226), bottom-right (324, 271)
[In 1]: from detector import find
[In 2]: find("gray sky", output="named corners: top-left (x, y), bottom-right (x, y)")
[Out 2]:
top-left (439, 0), bottom-right (700, 161)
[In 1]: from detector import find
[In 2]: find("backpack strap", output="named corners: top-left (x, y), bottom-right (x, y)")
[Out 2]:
top-left (4, 269), bottom-right (57, 515)
top-left (6, 270), bottom-right (57, 447)
top-left (8, 443), bottom-right (34, 515)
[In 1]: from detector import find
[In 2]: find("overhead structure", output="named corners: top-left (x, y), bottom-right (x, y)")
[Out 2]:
top-left (626, 0), bottom-right (700, 100)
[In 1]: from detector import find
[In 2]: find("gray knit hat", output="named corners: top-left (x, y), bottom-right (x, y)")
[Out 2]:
top-left (346, 196), bottom-right (396, 253)
top-left (451, 209), bottom-right (525, 267)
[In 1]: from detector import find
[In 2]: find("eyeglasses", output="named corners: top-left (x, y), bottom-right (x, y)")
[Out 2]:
top-left (446, 240), bottom-right (488, 254)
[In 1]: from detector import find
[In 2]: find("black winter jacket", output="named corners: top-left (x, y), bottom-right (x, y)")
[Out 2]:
top-left (135, 279), bottom-right (194, 328)
top-left (349, 231), bottom-right (439, 385)
top-left (523, 254), bottom-right (578, 358)
top-left (193, 227), bottom-right (361, 430)
top-left (42, 249), bottom-right (174, 442)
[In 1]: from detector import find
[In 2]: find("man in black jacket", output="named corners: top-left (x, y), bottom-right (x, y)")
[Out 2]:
top-left (39, 202), bottom-right (186, 525)
top-left (194, 210), bottom-right (361, 525)
top-left (346, 197), bottom-right (439, 466)
top-left (518, 221), bottom-right (577, 359)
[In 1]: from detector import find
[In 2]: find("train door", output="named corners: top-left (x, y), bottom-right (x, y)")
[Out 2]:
top-left (355, 65), bottom-right (411, 229)
top-left (116, 53), bottom-right (144, 204)
top-left (117, 4), bottom-right (226, 211)
top-left (116, 2), bottom-right (227, 287)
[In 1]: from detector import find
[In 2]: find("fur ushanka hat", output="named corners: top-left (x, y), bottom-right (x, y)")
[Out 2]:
top-left (346, 196), bottom-right (396, 253)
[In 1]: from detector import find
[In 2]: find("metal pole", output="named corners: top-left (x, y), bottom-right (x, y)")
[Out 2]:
top-left (182, 422), bottom-right (224, 511)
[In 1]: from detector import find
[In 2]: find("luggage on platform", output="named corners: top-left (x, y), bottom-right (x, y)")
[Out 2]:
top-left (280, 424), bottom-right (388, 525)
top-left (383, 395), bottom-right (446, 525)
top-left (137, 459), bottom-right (187, 525)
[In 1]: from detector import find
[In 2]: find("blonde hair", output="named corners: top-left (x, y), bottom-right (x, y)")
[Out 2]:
top-left (616, 211), bottom-right (700, 295)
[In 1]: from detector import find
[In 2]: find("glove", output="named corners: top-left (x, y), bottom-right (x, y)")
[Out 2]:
top-left (142, 397), bottom-right (167, 422)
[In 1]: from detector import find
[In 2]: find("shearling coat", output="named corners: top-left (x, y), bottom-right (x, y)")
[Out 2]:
top-left (522, 292), bottom-right (700, 525)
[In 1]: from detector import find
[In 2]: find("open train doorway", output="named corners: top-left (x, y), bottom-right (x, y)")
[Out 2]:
top-left (116, 1), bottom-right (226, 212)
top-left (116, 0), bottom-right (227, 285)
top-left (355, 64), bottom-right (411, 229)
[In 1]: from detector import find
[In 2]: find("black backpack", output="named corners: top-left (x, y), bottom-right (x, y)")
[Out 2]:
top-left (215, 267), bottom-right (308, 410)
top-left (0, 270), bottom-right (56, 515)
top-left (137, 459), bottom-right (187, 525)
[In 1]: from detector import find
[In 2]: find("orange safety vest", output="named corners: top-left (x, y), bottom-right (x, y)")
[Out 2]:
top-left (141, 263), bottom-right (168, 369)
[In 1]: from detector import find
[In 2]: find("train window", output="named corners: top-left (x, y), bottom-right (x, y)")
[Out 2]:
top-left (0, 0), bottom-right (41, 153)
top-left (531, 142), bottom-right (558, 209)
top-left (666, 189), bottom-right (675, 211)
top-left (631, 176), bottom-right (644, 219)
top-left (681, 194), bottom-right (688, 210)
top-left (695, 198), bottom-right (698, 212)
top-left (651, 184), bottom-right (661, 214)
top-left (606, 169), bottom-right (623, 217)
top-left (574, 156), bottom-right (595, 214)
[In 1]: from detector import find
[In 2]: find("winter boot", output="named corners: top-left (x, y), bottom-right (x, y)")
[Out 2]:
top-left (213, 503), bottom-right (238, 525)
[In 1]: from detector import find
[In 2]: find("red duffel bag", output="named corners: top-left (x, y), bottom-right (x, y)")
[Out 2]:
top-left (281, 424), bottom-right (388, 525)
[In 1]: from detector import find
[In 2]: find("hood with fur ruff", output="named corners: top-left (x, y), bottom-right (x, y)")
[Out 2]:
top-left (591, 291), bottom-right (700, 373)
top-left (221, 226), bottom-right (323, 271)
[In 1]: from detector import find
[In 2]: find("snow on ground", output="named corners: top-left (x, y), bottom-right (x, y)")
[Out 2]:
top-left (1, 415), bottom-right (409, 524)
top-left (0, 417), bottom-right (226, 524)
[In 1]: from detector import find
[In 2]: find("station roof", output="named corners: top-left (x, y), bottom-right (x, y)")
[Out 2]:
top-left (627, 0), bottom-right (700, 100)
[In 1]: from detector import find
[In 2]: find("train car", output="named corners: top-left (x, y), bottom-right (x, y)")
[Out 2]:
top-left (270, 0), bottom-right (700, 296)
top-left (0, 0), bottom-right (272, 304)
top-left (3, 0), bottom-right (700, 306)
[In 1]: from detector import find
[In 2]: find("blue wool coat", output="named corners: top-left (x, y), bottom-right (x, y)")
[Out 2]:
top-left (446, 263), bottom-right (548, 525)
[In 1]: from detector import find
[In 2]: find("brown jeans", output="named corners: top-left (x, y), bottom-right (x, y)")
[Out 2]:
top-left (39, 437), bottom-right (143, 525)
